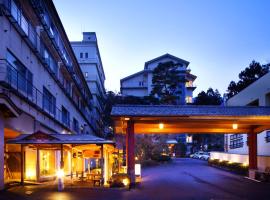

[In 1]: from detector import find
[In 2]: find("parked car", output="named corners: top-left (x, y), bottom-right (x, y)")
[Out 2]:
top-left (200, 152), bottom-right (210, 160)
top-left (190, 151), bottom-right (204, 159)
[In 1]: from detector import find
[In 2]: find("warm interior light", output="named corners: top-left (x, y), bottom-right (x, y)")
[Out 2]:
top-left (159, 123), bottom-right (164, 129)
top-left (26, 169), bottom-right (35, 179)
top-left (232, 123), bottom-right (238, 130)
top-left (122, 178), bottom-right (130, 186)
top-left (56, 169), bottom-right (64, 178)
top-left (135, 164), bottom-right (141, 176)
top-left (124, 117), bottom-right (130, 121)
top-left (242, 163), bottom-right (248, 167)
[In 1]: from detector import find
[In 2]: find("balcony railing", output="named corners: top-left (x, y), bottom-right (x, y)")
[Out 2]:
top-left (0, 63), bottom-right (67, 126)
top-left (1, 0), bottom-right (91, 111)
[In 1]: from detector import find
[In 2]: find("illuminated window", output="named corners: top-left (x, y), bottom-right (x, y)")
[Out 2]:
top-left (39, 150), bottom-right (56, 177)
top-left (185, 96), bottom-right (193, 103)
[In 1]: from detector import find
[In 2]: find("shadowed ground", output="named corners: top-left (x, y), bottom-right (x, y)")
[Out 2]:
top-left (1, 158), bottom-right (270, 200)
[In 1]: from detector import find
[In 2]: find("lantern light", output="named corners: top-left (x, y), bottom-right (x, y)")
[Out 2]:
top-left (232, 123), bottom-right (238, 130)
top-left (159, 123), bottom-right (164, 129)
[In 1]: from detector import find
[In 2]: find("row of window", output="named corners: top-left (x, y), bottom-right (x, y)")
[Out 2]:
top-left (229, 134), bottom-right (244, 149)
top-left (229, 132), bottom-right (270, 149)
top-left (6, 51), bottom-right (83, 134)
top-left (5, 0), bottom-right (90, 108)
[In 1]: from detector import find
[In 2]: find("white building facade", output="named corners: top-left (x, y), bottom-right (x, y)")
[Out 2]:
top-left (120, 54), bottom-right (197, 104)
top-left (71, 32), bottom-right (106, 136)
top-left (212, 72), bottom-right (270, 171)
top-left (0, 0), bottom-right (101, 188)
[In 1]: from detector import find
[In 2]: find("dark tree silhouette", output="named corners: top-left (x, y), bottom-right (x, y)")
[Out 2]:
top-left (227, 60), bottom-right (269, 98)
top-left (194, 88), bottom-right (223, 105)
top-left (151, 61), bottom-right (184, 104)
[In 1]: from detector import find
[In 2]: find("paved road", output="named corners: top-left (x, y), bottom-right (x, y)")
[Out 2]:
top-left (1, 158), bottom-right (270, 200)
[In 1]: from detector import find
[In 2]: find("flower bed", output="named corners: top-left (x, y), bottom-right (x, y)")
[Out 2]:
top-left (208, 159), bottom-right (249, 175)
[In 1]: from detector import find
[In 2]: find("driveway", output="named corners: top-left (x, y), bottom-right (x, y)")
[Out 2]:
top-left (1, 158), bottom-right (270, 200)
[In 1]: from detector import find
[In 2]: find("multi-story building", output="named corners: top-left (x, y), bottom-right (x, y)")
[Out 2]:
top-left (0, 0), bottom-right (112, 189)
top-left (71, 32), bottom-right (106, 136)
top-left (212, 72), bottom-right (270, 171)
top-left (120, 53), bottom-right (197, 104)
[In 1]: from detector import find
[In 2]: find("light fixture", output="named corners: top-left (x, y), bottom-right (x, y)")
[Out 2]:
top-left (232, 123), bottom-right (238, 130)
top-left (124, 117), bottom-right (130, 121)
top-left (122, 178), bottom-right (130, 186)
top-left (159, 123), bottom-right (164, 129)
top-left (56, 169), bottom-right (64, 178)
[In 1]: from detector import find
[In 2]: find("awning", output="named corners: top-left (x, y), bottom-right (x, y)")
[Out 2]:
top-left (7, 131), bottom-right (114, 145)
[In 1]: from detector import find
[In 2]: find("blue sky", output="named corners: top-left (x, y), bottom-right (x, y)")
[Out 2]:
top-left (54, 0), bottom-right (270, 96)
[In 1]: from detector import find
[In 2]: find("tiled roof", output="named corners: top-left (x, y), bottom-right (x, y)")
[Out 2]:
top-left (111, 105), bottom-right (270, 117)
top-left (7, 131), bottom-right (114, 144)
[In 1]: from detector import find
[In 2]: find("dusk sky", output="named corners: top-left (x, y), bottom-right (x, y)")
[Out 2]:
top-left (54, 0), bottom-right (270, 96)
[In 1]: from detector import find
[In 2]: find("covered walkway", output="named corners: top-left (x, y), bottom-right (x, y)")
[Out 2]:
top-left (111, 105), bottom-right (270, 183)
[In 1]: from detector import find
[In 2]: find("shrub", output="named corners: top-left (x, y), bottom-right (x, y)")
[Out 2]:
top-left (108, 173), bottom-right (131, 188)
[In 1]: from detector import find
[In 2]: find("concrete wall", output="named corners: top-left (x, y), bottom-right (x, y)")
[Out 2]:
top-left (210, 151), bottom-right (270, 171)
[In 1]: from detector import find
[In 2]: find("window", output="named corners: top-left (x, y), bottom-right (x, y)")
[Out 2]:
top-left (85, 53), bottom-right (88, 58)
top-left (139, 81), bottom-right (144, 86)
top-left (73, 118), bottom-right (79, 133)
top-left (62, 106), bottom-right (70, 127)
top-left (43, 87), bottom-right (56, 116)
top-left (80, 53), bottom-right (83, 58)
top-left (6, 51), bottom-right (33, 96)
top-left (185, 96), bottom-right (193, 103)
top-left (229, 134), bottom-right (244, 149)
top-left (266, 131), bottom-right (270, 143)
top-left (44, 48), bottom-right (58, 76)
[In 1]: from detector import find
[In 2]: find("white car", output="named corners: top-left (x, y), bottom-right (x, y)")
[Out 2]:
top-left (200, 152), bottom-right (210, 160)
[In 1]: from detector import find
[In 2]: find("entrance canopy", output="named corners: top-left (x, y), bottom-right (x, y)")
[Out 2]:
top-left (7, 131), bottom-right (114, 145)
top-left (111, 105), bottom-right (270, 134)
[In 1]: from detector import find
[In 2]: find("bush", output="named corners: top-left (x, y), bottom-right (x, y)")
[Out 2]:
top-left (208, 159), bottom-right (248, 175)
top-left (151, 154), bottom-right (171, 162)
top-left (108, 173), bottom-right (131, 188)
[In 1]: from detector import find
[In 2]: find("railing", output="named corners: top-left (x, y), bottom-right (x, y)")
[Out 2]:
top-left (1, 0), bottom-right (91, 111)
top-left (0, 63), bottom-right (70, 129)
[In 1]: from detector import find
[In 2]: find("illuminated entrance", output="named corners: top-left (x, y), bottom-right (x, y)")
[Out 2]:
top-left (6, 131), bottom-right (115, 186)
top-left (111, 105), bottom-right (270, 184)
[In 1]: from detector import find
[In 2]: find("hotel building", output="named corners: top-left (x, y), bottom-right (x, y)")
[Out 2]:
top-left (120, 53), bottom-right (197, 104)
top-left (0, 0), bottom-right (114, 189)
top-left (71, 32), bottom-right (106, 136)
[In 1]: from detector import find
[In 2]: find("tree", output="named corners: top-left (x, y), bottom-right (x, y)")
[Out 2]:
top-left (151, 61), bottom-right (184, 104)
top-left (227, 60), bottom-right (270, 98)
top-left (194, 88), bottom-right (223, 105)
top-left (192, 88), bottom-right (224, 151)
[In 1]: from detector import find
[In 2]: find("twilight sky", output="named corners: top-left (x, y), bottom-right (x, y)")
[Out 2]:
top-left (53, 0), bottom-right (270, 96)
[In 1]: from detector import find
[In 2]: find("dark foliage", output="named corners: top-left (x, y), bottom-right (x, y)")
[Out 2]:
top-left (227, 60), bottom-right (270, 98)
top-left (194, 88), bottom-right (223, 105)
top-left (151, 61), bottom-right (184, 104)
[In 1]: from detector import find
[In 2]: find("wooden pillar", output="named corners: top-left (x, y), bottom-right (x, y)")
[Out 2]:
top-left (60, 144), bottom-right (64, 169)
top-left (100, 144), bottom-right (104, 184)
top-left (248, 131), bottom-right (257, 179)
top-left (36, 146), bottom-right (40, 182)
top-left (70, 147), bottom-right (73, 179)
top-left (126, 120), bottom-right (135, 184)
top-left (20, 144), bottom-right (24, 185)
top-left (0, 114), bottom-right (4, 190)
